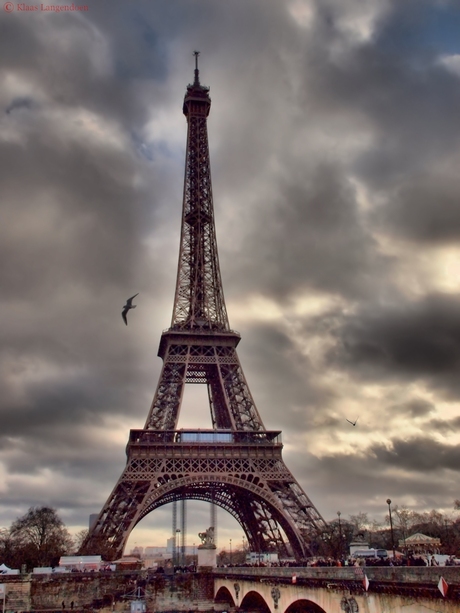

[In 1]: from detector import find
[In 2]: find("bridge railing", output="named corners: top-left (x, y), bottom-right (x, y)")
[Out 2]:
top-left (213, 565), bottom-right (460, 586)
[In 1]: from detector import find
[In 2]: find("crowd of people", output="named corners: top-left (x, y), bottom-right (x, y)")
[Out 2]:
top-left (217, 553), bottom-right (460, 568)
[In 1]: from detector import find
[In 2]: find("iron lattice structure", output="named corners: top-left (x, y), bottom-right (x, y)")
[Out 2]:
top-left (81, 57), bottom-right (327, 561)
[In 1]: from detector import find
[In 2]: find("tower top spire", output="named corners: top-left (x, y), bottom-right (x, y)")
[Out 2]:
top-left (193, 50), bottom-right (200, 85)
top-left (183, 52), bottom-right (210, 117)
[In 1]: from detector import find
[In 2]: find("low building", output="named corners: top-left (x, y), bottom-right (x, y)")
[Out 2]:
top-left (59, 555), bottom-right (103, 572)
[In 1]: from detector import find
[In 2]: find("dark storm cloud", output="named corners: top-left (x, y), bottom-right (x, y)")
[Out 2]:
top-left (290, 440), bottom-right (459, 521)
top-left (372, 436), bottom-right (460, 473)
top-left (0, 5), bottom-right (175, 531)
top-left (5, 97), bottom-right (35, 114)
top-left (210, 0), bottom-right (459, 304)
top-left (280, 0), bottom-right (460, 251)
top-left (328, 293), bottom-right (460, 393)
top-left (426, 415), bottom-right (460, 435)
top-left (236, 320), bottom-right (337, 433)
top-left (0, 140), bottom-right (140, 297)
top-left (387, 398), bottom-right (435, 419)
top-left (0, 367), bottom-right (144, 441)
top-left (223, 163), bottom-right (390, 302)
top-left (373, 173), bottom-right (460, 244)
top-left (303, 0), bottom-right (460, 179)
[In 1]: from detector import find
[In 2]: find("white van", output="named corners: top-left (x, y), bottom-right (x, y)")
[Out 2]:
top-left (353, 549), bottom-right (388, 559)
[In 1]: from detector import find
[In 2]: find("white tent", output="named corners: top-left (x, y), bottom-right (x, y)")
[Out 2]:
top-left (59, 555), bottom-right (102, 571)
top-left (0, 564), bottom-right (19, 575)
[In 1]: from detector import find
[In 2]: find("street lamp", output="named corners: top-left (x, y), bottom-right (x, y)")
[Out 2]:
top-left (176, 528), bottom-right (181, 566)
top-left (230, 538), bottom-right (232, 565)
top-left (337, 511), bottom-right (343, 558)
top-left (386, 499), bottom-right (396, 559)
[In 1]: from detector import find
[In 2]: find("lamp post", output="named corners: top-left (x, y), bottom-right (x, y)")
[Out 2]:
top-left (229, 538), bottom-right (232, 565)
top-left (176, 528), bottom-right (181, 566)
top-left (337, 511), bottom-right (343, 559)
top-left (386, 499), bottom-right (396, 559)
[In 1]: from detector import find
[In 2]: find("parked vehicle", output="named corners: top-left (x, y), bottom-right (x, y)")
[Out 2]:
top-left (353, 549), bottom-right (388, 559)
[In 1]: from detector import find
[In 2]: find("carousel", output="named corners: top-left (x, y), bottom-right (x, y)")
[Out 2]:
top-left (399, 532), bottom-right (441, 554)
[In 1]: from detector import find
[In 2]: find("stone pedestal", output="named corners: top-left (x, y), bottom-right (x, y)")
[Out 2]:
top-left (197, 546), bottom-right (217, 568)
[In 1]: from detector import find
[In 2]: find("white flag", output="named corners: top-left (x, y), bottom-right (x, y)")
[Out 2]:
top-left (363, 574), bottom-right (370, 591)
top-left (438, 576), bottom-right (448, 597)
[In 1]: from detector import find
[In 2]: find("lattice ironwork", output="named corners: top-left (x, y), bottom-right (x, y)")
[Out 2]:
top-left (145, 335), bottom-right (264, 431)
top-left (172, 70), bottom-right (228, 332)
top-left (80, 57), bottom-right (327, 561)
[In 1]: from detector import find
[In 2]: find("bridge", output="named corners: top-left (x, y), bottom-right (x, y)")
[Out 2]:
top-left (214, 566), bottom-right (460, 613)
top-left (1, 566), bottom-right (460, 612)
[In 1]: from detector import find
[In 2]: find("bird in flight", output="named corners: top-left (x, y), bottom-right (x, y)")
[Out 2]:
top-left (346, 417), bottom-right (359, 426)
top-left (122, 293), bottom-right (139, 325)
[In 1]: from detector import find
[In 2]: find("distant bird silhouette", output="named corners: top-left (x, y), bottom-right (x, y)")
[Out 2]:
top-left (122, 293), bottom-right (139, 325)
top-left (346, 417), bottom-right (359, 426)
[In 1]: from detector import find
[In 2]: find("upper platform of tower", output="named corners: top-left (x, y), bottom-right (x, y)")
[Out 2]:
top-left (183, 51), bottom-right (211, 117)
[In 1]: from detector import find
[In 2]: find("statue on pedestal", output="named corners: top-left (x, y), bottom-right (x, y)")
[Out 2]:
top-left (198, 526), bottom-right (216, 549)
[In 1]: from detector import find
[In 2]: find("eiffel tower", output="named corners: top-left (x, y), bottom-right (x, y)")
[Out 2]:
top-left (81, 54), bottom-right (327, 561)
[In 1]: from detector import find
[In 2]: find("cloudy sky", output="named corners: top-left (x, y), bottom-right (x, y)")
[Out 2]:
top-left (1, 0), bottom-right (460, 554)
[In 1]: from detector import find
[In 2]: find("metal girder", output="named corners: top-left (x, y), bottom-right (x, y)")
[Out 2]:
top-left (145, 336), bottom-right (264, 431)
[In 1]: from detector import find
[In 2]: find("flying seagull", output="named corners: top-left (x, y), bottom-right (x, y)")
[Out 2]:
top-left (346, 417), bottom-right (359, 426)
top-left (122, 293), bottom-right (139, 325)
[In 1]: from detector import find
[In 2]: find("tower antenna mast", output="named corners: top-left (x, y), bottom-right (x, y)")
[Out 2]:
top-left (193, 50), bottom-right (200, 85)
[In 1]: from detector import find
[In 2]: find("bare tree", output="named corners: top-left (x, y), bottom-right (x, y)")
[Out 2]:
top-left (10, 506), bottom-right (73, 569)
top-left (0, 527), bottom-right (19, 569)
top-left (348, 512), bottom-right (369, 534)
top-left (391, 506), bottom-right (416, 551)
top-left (72, 529), bottom-right (89, 554)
